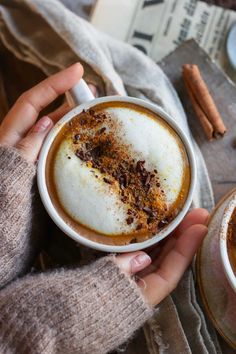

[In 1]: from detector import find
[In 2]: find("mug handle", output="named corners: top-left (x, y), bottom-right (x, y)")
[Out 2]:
top-left (66, 78), bottom-right (95, 107)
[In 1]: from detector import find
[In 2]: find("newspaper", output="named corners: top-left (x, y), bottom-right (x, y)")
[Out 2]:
top-left (91, 0), bottom-right (236, 82)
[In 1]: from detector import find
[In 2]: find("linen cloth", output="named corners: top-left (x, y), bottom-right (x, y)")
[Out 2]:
top-left (0, 0), bottom-right (218, 353)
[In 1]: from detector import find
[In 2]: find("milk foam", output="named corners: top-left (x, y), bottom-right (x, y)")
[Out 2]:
top-left (106, 107), bottom-right (185, 206)
top-left (53, 106), bottom-right (188, 235)
top-left (54, 141), bottom-right (135, 235)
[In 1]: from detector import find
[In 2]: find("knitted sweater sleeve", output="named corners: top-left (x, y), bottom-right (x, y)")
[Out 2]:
top-left (0, 146), bottom-right (154, 353)
top-left (0, 146), bottom-right (44, 288)
top-left (0, 256), bottom-right (153, 354)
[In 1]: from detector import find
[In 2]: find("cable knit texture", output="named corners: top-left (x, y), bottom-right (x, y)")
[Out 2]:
top-left (0, 146), bottom-right (153, 353)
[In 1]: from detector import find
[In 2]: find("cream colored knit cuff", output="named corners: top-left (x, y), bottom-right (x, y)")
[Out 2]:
top-left (0, 256), bottom-right (154, 354)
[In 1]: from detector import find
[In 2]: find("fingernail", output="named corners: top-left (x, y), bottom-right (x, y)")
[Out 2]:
top-left (131, 253), bottom-right (151, 273)
top-left (33, 116), bottom-right (52, 133)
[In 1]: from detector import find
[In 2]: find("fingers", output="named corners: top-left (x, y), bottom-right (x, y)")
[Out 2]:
top-left (138, 236), bottom-right (178, 278)
top-left (155, 224), bottom-right (208, 288)
top-left (48, 84), bottom-right (99, 122)
top-left (48, 102), bottom-right (71, 122)
top-left (173, 208), bottom-right (209, 238)
top-left (138, 208), bottom-right (209, 277)
top-left (16, 116), bottom-right (53, 163)
top-left (0, 63), bottom-right (83, 146)
top-left (115, 251), bottom-right (151, 276)
top-left (138, 224), bottom-right (207, 306)
top-left (15, 80), bottom-right (98, 163)
top-left (152, 208), bottom-right (209, 268)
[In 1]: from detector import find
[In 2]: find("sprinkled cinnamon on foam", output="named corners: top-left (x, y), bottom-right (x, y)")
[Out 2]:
top-left (68, 109), bottom-right (170, 235)
top-left (51, 102), bottom-right (190, 239)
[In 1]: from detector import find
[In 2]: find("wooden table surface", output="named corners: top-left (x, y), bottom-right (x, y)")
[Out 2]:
top-left (159, 40), bottom-right (236, 206)
top-left (159, 39), bottom-right (236, 354)
top-left (0, 37), bottom-right (235, 354)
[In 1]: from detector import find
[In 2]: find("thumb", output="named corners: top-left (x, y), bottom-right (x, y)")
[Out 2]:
top-left (16, 116), bottom-right (53, 163)
top-left (115, 251), bottom-right (151, 276)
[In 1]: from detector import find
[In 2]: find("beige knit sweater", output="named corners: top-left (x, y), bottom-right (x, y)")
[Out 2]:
top-left (0, 146), bottom-right (153, 354)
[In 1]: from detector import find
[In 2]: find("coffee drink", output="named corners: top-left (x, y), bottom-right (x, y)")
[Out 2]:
top-left (227, 207), bottom-right (236, 275)
top-left (46, 101), bottom-right (190, 245)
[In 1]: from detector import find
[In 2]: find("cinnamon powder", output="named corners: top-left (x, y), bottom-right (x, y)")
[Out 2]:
top-left (66, 108), bottom-right (171, 235)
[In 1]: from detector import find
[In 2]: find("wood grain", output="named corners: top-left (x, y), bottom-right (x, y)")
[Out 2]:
top-left (159, 39), bottom-right (236, 205)
top-left (159, 39), bottom-right (236, 354)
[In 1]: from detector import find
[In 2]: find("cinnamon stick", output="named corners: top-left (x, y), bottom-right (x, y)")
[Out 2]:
top-left (182, 64), bottom-right (226, 140)
top-left (184, 78), bottom-right (214, 141)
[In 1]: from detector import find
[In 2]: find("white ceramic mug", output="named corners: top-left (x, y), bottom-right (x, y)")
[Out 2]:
top-left (37, 79), bottom-right (196, 253)
top-left (220, 194), bottom-right (236, 293)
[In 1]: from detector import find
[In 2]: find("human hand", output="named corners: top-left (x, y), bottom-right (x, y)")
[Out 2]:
top-left (115, 208), bottom-right (209, 306)
top-left (0, 65), bottom-right (208, 308)
top-left (0, 63), bottom-right (85, 162)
